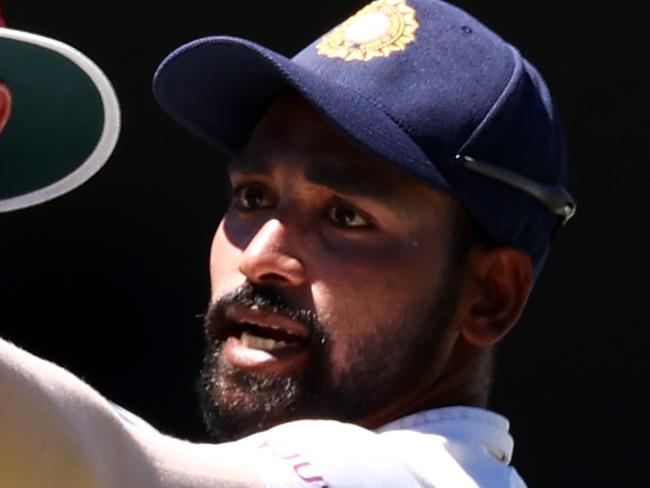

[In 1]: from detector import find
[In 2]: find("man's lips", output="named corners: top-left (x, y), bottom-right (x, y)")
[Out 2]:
top-left (224, 302), bottom-right (310, 340)
top-left (220, 303), bottom-right (311, 373)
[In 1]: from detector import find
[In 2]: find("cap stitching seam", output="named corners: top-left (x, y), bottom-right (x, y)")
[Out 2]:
top-left (456, 44), bottom-right (524, 156)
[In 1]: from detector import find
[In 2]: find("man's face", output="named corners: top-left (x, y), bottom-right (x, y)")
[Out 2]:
top-left (200, 93), bottom-right (467, 441)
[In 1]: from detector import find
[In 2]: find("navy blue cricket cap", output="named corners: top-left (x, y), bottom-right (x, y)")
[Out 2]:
top-left (153, 0), bottom-right (575, 273)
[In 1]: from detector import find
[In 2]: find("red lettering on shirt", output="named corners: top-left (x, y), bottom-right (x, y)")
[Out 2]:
top-left (257, 440), bottom-right (329, 487)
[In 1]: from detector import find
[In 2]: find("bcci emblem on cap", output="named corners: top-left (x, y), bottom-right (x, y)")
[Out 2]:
top-left (317, 0), bottom-right (419, 61)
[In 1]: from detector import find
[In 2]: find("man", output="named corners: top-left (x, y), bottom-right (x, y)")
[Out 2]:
top-left (1, 0), bottom-right (574, 486)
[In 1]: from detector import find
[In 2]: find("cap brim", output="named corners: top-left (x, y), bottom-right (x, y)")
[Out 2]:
top-left (0, 28), bottom-right (120, 212)
top-left (153, 36), bottom-right (449, 190)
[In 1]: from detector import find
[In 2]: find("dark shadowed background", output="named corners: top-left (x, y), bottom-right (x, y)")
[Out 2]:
top-left (1, 1), bottom-right (647, 485)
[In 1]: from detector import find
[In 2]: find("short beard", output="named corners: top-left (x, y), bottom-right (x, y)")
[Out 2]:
top-left (198, 284), bottom-right (334, 441)
top-left (198, 269), bottom-right (463, 442)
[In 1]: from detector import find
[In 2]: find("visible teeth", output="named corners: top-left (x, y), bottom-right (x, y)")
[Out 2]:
top-left (241, 331), bottom-right (290, 351)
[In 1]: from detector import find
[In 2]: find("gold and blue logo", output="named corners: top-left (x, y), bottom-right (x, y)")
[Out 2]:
top-left (317, 0), bottom-right (419, 62)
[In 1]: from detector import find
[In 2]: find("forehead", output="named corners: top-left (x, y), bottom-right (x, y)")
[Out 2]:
top-left (233, 91), bottom-right (449, 207)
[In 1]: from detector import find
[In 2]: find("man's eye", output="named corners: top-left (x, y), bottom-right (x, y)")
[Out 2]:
top-left (232, 185), bottom-right (272, 211)
top-left (326, 205), bottom-right (371, 228)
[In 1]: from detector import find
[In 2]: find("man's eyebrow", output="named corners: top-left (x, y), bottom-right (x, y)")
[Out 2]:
top-left (229, 156), bottom-right (403, 201)
top-left (304, 159), bottom-right (402, 200)
top-left (228, 157), bottom-right (270, 174)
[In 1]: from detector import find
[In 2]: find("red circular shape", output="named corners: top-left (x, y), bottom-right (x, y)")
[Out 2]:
top-left (0, 81), bottom-right (13, 134)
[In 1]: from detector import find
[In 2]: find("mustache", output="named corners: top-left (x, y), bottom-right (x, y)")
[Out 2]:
top-left (204, 283), bottom-right (321, 341)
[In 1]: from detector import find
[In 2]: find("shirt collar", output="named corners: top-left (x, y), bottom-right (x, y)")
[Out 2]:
top-left (374, 406), bottom-right (515, 464)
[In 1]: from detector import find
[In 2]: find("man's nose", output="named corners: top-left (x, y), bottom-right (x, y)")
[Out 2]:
top-left (239, 219), bottom-right (306, 287)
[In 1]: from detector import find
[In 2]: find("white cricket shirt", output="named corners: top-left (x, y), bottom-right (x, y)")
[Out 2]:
top-left (239, 407), bottom-right (527, 487)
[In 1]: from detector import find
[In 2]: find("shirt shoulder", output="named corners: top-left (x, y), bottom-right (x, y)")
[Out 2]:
top-left (238, 419), bottom-right (420, 488)
top-left (376, 407), bottom-right (527, 488)
top-left (237, 412), bottom-right (526, 488)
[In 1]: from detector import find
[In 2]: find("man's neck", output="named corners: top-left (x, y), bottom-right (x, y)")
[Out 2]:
top-left (357, 344), bottom-right (492, 430)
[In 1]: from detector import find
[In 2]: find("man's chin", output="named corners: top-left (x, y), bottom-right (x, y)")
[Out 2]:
top-left (197, 351), bottom-right (306, 442)
top-left (196, 345), bottom-right (408, 441)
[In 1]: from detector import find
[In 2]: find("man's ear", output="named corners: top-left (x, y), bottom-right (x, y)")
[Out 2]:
top-left (458, 246), bottom-right (533, 347)
top-left (0, 81), bottom-right (12, 134)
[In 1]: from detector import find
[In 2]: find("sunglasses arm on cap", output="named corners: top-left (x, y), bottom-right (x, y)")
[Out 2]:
top-left (456, 155), bottom-right (576, 226)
